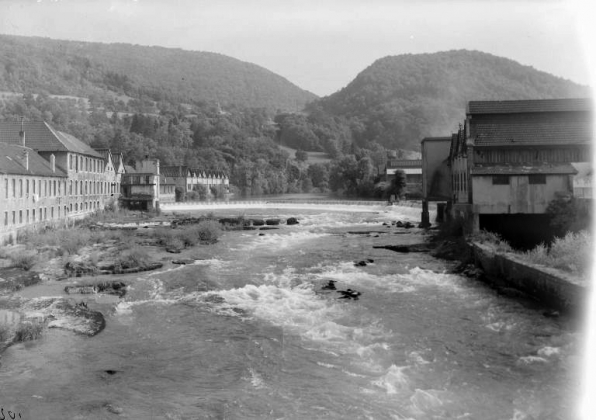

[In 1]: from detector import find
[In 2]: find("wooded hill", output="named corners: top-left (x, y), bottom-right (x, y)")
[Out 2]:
top-left (0, 38), bottom-right (591, 199)
top-left (0, 34), bottom-right (317, 112)
top-left (310, 50), bottom-right (591, 151)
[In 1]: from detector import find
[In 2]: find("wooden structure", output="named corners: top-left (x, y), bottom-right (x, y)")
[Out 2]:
top-left (448, 98), bottom-right (592, 243)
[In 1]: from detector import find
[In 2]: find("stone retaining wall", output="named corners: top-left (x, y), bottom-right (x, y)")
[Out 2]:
top-left (471, 242), bottom-right (587, 311)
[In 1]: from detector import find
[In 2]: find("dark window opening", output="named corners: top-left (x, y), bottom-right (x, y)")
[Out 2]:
top-left (529, 175), bottom-right (546, 185)
top-left (492, 176), bottom-right (509, 185)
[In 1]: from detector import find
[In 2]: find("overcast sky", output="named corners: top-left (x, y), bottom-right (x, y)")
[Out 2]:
top-left (0, 0), bottom-right (594, 96)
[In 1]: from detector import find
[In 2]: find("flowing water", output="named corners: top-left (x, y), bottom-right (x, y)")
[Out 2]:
top-left (0, 203), bottom-right (583, 419)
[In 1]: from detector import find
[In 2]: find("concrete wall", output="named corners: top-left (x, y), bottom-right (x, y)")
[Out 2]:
top-left (472, 242), bottom-right (586, 311)
top-left (473, 174), bottom-right (572, 214)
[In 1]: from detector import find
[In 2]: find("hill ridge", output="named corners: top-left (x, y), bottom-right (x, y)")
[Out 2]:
top-left (313, 49), bottom-right (590, 150)
top-left (0, 33), bottom-right (317, 112)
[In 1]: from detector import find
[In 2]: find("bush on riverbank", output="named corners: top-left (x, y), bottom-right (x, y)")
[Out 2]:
top-left (113, 247), bottom-right (152, 272)
top-left (154, 220), bottom-right (222, 251)
top-left (0, 324), bottom-right (10, 343)
top-left (521, 230), bottom-right (591, 276)
top-left (470, 230), bottom-right (512, 253)
top-left (466, 227), bottom-right (591, 277)
top-left (13, 321), bottom-right (43, 342)
top-left (9, 250), bottom-right (39, 271)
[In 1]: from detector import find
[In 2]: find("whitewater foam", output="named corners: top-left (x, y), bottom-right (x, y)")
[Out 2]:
top-left (310, 263), bottom-right (467, 294)
top-left (372, 364), bottom-right (410, 394)
top-left (241, 231), bottom-right (330, 251)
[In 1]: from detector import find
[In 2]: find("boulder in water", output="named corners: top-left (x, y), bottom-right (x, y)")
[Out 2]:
top-left (65, 281), bottom-right (127, 298)
top-left (321, 280), bottom-right (337, 290)
top-left (23, 297), bottom-right (106, 336)
top-left (286, 217), bottom-right (299, 225)
top-left (337, 289), bottom-right (361, 300)
top-left (172, 259), bottom-right (195, 265)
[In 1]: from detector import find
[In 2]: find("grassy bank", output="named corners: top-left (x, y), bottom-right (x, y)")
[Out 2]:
top-left (0, 209), bottom-right (223, 279)
top-left (431, 217), bottom-right (591, 280)
top-left (0, 209), bottom-right (226, 351)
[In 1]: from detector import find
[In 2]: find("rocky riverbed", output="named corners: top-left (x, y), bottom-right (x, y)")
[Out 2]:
top-left (0, 212), bottom-right (312, 356)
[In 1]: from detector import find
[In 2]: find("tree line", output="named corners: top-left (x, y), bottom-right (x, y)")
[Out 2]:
top-left (0, 93), bottom-right (410, 199)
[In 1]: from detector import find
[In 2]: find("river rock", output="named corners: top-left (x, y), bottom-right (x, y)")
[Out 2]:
top-left (373, 244), bottom-right (430, 253)
top-left (265, 219), bottom-right (281, 226)
top-left (65, 281), bottom-right (127, 298)
top-left (105, 403), bottom-right (124, 415)
top-left (172, 259), bottom-right (195, 265)
top-left (219, 217), bottom-right (244, 226)
top-left (113, 262), bottom-right (163, 274)
top-left (251, 219), bottom-right (265, 226)
top-left (0, 267), bottom-right (42, 293)
top-left (23, 298), bottom-right (106, 336)
top-left (286, 217), bottom-right (299, 225)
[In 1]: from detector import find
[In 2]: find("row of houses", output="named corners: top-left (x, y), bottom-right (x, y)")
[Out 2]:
top-left (120, 161), bottom-right (230, 210)
top-left (0, 120), bottom-right (230, 243)
top-left (419, 97), bottom-right (592, 247)
top-left (0, 120), bottom-right (125, 243)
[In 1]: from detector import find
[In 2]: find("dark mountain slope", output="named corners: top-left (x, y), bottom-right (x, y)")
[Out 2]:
top-left (0, 34), bottom-right (317, 111)
top-left (314, 50), bottom-right (591, 150)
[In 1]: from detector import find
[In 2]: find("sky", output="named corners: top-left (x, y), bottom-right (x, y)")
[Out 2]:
top-left (0, 0), bottom-right (593, 96)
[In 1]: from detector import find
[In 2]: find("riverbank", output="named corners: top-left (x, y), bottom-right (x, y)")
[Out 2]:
top-left (0, 211), bottom-right (221, 354)
top-left (427, 225), bottom-right (590, 315)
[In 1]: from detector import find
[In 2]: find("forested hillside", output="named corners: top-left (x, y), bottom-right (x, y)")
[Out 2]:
top-left (308, 50), bottom-right (591, 151)
top-left (0, 34), bottom-right (317, 112)
top-left (1, 39), bottom-right (591, 199)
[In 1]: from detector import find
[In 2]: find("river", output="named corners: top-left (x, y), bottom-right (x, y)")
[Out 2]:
top-left (0, 202), bottom-right (582, 419)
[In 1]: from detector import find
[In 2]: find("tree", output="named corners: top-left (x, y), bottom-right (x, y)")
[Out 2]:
top-left (547, 196), bottom-right (592, 235)
top-left (387, 170), bottom-right (407, 200)
top-left (307, 163), bottom-right (329, 189)
top-left (295, 149), bottom-right (308, 162)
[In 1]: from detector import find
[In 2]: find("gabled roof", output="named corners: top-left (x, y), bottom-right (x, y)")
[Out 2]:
top-left (473, 120), bottom-right (592, 146)
top-left (161, 165), bottom-right (189, 177)
top-left (190, 169), bottom-right (229, 178)
top-left (467, 98), bottom-right (592, 115)
top-left (112, 153), bottom-right (124, 168)
top-left (94, 148), bottom-right (112, 160)
top-left (0, 120), bottom-right (102, 158)
top-left (471, 163), bottom-right (577, 176)
top-left (0, 143), bottom-right (67, 177)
